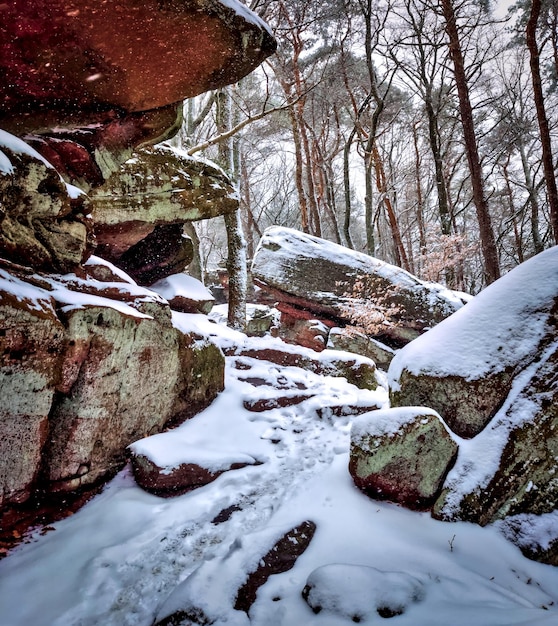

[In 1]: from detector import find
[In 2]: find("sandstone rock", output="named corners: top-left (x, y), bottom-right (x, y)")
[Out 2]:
top-left (150, 274), bottom-right (215, 315)
top-left (0, 264), bottom-right (225, 501)
top-left (349, 407), bottom-right (458, 510)
top-left (388, 246), bottom-right (558, 439)
top-left (0, 131), bottom-right (93, 273)
top-left (251, 227), bottom-right (465, 346)
top-left (1, 0), bottom-right (276, 135)
top-left (45, 302), bottom-right (183, 491)
top-left (275, 303), bottom-right (332, 352)
top-left (245, 305), bottom-right (279, 337)
top-left (327, 327), bottom-right (397, 371)
top-left (91, 145), bottom-right (239, 260)
top-left (0, 269), bottom-right (65, 506)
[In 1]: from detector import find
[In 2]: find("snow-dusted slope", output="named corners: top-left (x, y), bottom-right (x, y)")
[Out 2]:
top-left (0, 316), bottom-right (557, 625)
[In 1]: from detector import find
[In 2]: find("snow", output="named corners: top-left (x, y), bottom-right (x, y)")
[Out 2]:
top-left (388, 246), bottom-right (558, 388)
top-left (150, 273), bottom-right (214, 303)
top-left (351, 406), bottom-right (446, 440)
top-left (1, 313), bottom-right (557, 625)
top-left (218, 0), bottom-right (274, 37)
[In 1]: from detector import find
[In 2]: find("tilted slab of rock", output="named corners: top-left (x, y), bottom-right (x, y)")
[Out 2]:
top-left (91, 145), bottom-right (239, 260)
top-left (349, 407), bottom-right (458, 510)
top-left (251, 227), bottom-right (465, 346)
top-left (0, 263), bottom-right (225, 505)
top-left (388, 246), bottom-right (558, 439)
top-left (0, 130), bottom-right (93, 273)
top-left (0, 0), bottom-right (276, 135)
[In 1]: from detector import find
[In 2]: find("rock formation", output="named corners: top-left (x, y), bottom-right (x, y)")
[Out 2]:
top-left (368, 247), bottom-right (558, 564)
top-left (0, 0), bottom-right (276, 522)
top-left (251, 226), bottom-right (466, 348)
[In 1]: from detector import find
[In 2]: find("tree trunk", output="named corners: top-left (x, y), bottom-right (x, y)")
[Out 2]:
top-left (526, 0), bottom-right (558, 243)
top-left (440, 0), bottom-right (500, 284)
top-left (216, 88), bottom-right (247, 330)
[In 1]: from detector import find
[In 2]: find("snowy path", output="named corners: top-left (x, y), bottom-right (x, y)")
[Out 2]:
top-left (1, 327), bottom-right (558, 625)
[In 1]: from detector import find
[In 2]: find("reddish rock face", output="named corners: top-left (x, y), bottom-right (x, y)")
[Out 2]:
top-left (0, 0), bottom-right (276, 134)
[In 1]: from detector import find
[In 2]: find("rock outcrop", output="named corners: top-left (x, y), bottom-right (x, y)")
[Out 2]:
top-left (90, 145), bottom-right (239, 268)
top-left (0, 260), bottom-right (225, 506)
top-left (376, 247), bottom-right (558, 563)
top-left (350, 407), bottom-right (458, 510)
top-left (251, 226), bottom-right (466, 347)
top-left (388, 246), bottom-right (558, 439)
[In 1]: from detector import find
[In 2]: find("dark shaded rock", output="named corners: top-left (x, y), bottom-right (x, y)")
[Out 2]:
top-left (251, 227), bottom-right (464, 346)
top-left (243, 393), bottom-right (314, 412)
top-left (0, 132), bottom-right (93, 273)
top-left (234, 520), bottom-right (316, 612)
top-left (0, 0), bottom-right (276, 135)
top-left (350, 407), bottom-right (458, 510)
top-left (115, 224), bottom-right (194, 286)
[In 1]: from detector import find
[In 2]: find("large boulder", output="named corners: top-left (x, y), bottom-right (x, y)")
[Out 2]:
top-left (91, 145), bottom-right (239, 262)
top-left (388, 246), bottom-right (558, 439)
top-left (251, 227), bottom-right (465, 346)
top-left (0, 261), bottom-right (225, 503)
top-left (0, 0), bottom-right (276, 135)
top-left (0, 131), bottom-right (93, 273)
top-left (349, 407), bottom-right (458, 510)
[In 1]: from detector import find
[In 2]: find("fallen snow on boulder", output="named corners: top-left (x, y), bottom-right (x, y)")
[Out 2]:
top-left (389, 246), bottom-right (558, 386)
top-left (302, 563), bottom-right (425, 621)
top-left (150, 273), bottom-right (215, 314)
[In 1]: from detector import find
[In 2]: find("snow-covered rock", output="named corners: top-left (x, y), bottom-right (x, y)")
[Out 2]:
top-left (251, 226), bottom-right (465, 346)
top-left (150, 273), bottom-right (215, 315)
top-left (350, 407), bottom-right (458, 510)
top-left (302, 564), bottom-right (425, 621)
top-left (389, 246), bottom-right (558, 438)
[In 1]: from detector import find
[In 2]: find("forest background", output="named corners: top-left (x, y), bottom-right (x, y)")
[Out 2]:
top-left (170, 0), bottom-right (558, 297)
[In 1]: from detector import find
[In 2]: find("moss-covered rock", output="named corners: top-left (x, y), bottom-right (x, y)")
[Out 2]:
top-left (349, 407), bottom-right (458, 510)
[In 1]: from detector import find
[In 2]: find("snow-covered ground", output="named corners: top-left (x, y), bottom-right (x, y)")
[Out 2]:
top-left (0, 312), bottom-right (557, 626)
